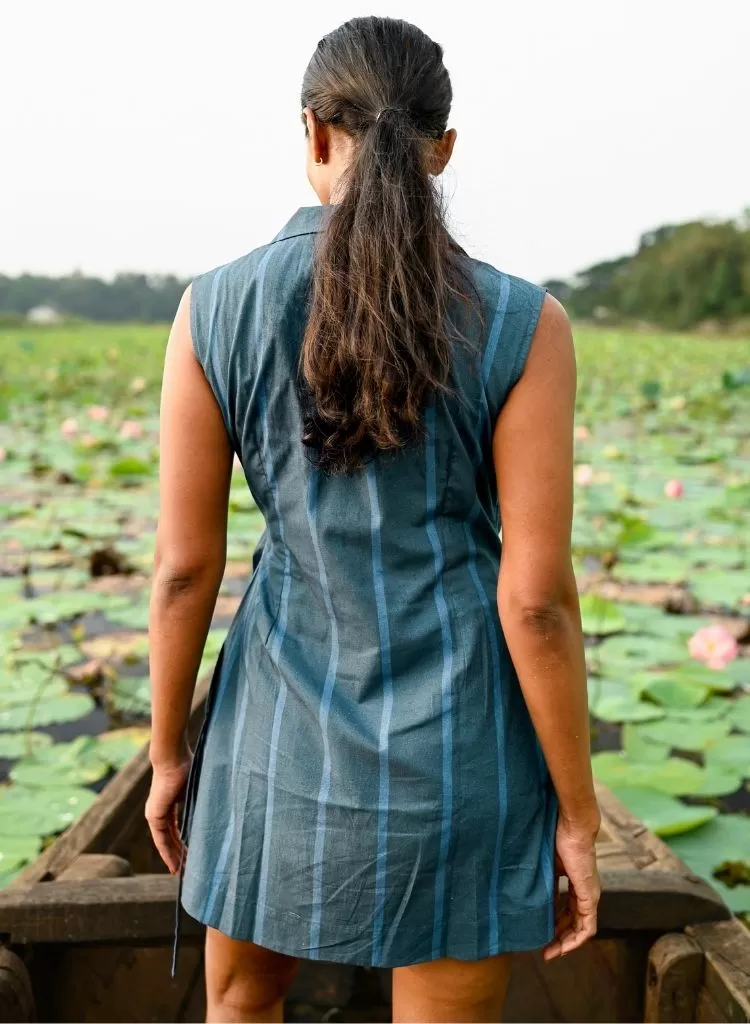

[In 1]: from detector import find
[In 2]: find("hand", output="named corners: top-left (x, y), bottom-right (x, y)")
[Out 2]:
top-left (544, 812), bottom-right (601, 960)
top-left (145, 756), bottom-right (192, 875)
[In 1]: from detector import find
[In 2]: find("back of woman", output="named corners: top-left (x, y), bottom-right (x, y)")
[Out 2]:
top-left (146, 16), bottom-right (600, 1023)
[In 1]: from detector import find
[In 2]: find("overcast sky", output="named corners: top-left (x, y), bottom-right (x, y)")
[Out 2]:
top-left (2, 0), bottom-right (748, 284)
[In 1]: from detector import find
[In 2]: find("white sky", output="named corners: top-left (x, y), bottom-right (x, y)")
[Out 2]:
top-left (2, 0), bottom-right (748, 284)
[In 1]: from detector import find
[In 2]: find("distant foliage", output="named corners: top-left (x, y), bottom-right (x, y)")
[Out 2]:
top-left (0, 273), bottom-right (188, 323)
top-left (545, 213), bottom-right (750, 329)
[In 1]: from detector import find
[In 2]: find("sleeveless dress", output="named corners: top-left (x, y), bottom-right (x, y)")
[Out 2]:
top-left (179, 204), bottom-right (558, 968)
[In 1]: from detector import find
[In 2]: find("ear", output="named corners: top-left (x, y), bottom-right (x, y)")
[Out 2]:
top-left (427, 128), bottom-right (457, 176)
top-left (303, 105), bottom-right (329, 165)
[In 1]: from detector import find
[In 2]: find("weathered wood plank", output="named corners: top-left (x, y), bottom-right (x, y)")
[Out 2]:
top-left (595, 870), bottom-right (731, 934)
top-left (13, 674), bottom-right (211, 887)
top-left (29, 943), bottom-right (205, 1023)
top-left (56, 854), bottom-right (132, 881)
top-left (644, 932), bottom-right (703, 1022)
top-left (0, 875), bottom-right (202, 944)
top-left (0, 867), bottom-right (730, 947)
top-left (0, 947), bottom-right (34, 1024)
top-left (688, 920), bottom-right (750, 1024)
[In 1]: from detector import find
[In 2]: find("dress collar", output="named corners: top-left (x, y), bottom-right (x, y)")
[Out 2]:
top-left (271, 204), bottom-right (334, 243)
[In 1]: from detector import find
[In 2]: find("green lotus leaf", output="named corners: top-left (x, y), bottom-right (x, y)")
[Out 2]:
top-left (579, 595), bottom-right (627, 636)
top-left (704, 735), bottom-right (749, 777)
top-left (0, 785), bottom-right (97, 836)
top-left (0, 731), bottom-right (53, 759)
top-left (10, 738), bottom-right (110, 788)
top-left (109, 676), bottom-right (151, 716)
top-left (596, 634), bottom-right (687, 669)
top-left (727, 695), bottom-right (750, 733)
top-left (611, 786), bottom-right (717, 837)
top-left (621, 723), bottom-right (670, 762)
top-left (107, 604), bottom-right (150, 629)
top-left (591, 751), bottom-right (705, 795)
top-left (0, 693), bottom-right (95, 730)
top-left (666, 815), bottom-right (750, 913)
top-left (641, 676), bottom-right (710, 709)
top-left (0, 835), bottom-right (43, 872)
top-left (629, 717), bottom-right (731, 752)
top-left (691, 764), bottom-right (743, 798)
top-left (96, 727), bottom-right (151, 769)
top-left (690, 571), bottom-right (749, 609)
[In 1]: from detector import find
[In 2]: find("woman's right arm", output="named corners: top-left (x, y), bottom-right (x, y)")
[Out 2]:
top-left (493, 293), bottom-right (601, 960)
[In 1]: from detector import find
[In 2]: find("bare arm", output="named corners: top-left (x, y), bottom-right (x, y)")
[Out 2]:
top-left (493, 293), bottom-right (600, 956)
top-left (146, 286), bottom-right (232, 871)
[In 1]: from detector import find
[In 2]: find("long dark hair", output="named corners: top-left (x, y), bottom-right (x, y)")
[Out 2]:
top-left (299, 16), bottom-right (482, 475)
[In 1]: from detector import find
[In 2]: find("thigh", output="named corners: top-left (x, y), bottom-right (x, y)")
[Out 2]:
top-left (205, 927), bottom-right (299, 1007)
top-left (392, 952), bottom-right (512, 1024)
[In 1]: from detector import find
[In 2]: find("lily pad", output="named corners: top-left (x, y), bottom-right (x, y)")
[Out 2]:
top-left (0, 835), bottom-right (43, 871)
top-left (611, 786), bottom-right (717, 837)
top-left (727, 694), bottom-right (750, 733)
top-left (0, 693), bottom-right (95, 730)
top-left (10, 738), bottom-right (110, 788)
top-left (109, 676), bottom-right (151, 716)
top-left (96, 727), bottom-right (151, 769)
top-left (666, 815), bottom-right (750, 913)
top-left (0, 785), bottom-right (97, 836)
top-left (579, 595), bottom-right (627, 636)
top-left (641, 676), bottom-right (710, 709)
top-left (621, 723), bottom-right (670, 762)
top-left (629, 717), bottom-right (731, 752)
top-left (691, 764), bottom-right (743, 798)
top-left (0, 731), bottom-right (53, 759)
top-left (704, 735), bottom-right (749, 777)
top-left (591, 751), bottom-right (705, 796)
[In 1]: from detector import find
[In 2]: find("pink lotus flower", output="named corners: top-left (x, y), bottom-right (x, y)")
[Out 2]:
top-left (664, 479), bottom-right (684, 499)
top-left (574, 464), bottom-right (595, 486)
top-left (130, 376), bottom-right (146, 393)
top-left (574, 425), bottom-right (590, 441)
top-left (0, 446), bottom-right (6, 462)
top-left (119, 420), bottom-right (143, 440)
top-left (61, 417), bottom-right (79, 437)
top-left (87, 405), bottom-right (109, 422)
top-left (688, 625), bottom-right (739, 671)
top-left (80, 433), bottom-right (97, 448)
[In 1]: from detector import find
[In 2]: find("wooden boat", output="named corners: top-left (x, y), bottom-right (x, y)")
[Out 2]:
top-left (0, 676), bottom-right (748, 1023)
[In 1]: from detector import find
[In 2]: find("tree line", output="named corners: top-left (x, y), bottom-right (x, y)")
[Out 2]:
top-left (1, 213), bottom-right (748, 328)
top-left (0, 272), bottom-right (187, 324)
top-left (544, 213), bottom-right (750, 330)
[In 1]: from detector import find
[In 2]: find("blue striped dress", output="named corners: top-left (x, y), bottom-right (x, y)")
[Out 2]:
top-left (180, 204), bottom-right (558, 967)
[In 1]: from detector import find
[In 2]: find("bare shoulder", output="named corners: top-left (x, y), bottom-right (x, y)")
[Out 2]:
top-left (521, 293), bottom-right (575, 386)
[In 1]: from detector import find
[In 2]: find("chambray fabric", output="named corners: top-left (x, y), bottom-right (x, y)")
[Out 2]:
top-left (180, 205), bottom-right (558, 967)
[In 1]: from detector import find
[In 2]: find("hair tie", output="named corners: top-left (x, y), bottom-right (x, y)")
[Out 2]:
top-left (375, 106), bottom-right (407, 121)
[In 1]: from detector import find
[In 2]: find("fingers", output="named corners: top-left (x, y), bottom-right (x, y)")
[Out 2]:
top-left (543, 881), bottom-right (599, 961)
top-left (148, 815), bottom-right (185, 875)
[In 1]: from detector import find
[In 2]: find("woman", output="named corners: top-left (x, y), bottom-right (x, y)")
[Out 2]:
top-left (146, 15), bottom-right (600, 1024)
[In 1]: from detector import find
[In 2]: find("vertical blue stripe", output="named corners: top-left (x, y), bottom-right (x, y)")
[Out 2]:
top-left (366, 463), bottom-right (394, 965)
top-left (253, 245), bottom-right (294, 940)
top-left (306, 469), bottom-right (340, 954)
top-left (200, 621), bottom-right (253, 922)
top-left (480, 273), bottom-right (511, 386)
top-left (462, 510), bottom-right (508, 953)
top-left (476, 273), bottom-right (511, 451)
top-left (424, 404), bottom-right (454, 959)
top-left (206, 266), bottom-right (229, 423)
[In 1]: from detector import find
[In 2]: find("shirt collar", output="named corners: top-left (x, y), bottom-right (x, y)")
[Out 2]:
top-left (271, 204), bottom-right (333, 243)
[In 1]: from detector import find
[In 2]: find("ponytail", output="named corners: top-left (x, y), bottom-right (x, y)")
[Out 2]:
top-left (299, 17), bottom-right (481, 474)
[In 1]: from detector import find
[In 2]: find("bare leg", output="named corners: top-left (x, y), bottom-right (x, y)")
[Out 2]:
top-left (392, 952), bottom-right (512, 1023)
top-left (204, 927), bottom-right (299, 1023)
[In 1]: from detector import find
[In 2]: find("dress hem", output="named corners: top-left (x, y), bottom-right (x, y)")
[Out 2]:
top-left (180, 890), bottom-right (555, 968)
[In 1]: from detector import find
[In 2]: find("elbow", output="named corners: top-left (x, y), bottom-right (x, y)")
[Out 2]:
top-left (498, 581), bottom-right (577, 639)
top-left (152, 550), bottom-right (225, 601)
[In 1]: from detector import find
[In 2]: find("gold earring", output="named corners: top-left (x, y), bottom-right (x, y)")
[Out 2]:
top-left (314, 157), bottom-right (323, 165)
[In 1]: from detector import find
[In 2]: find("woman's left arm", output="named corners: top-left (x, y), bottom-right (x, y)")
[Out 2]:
top-left (146, 286), bottom-right (233, 873)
